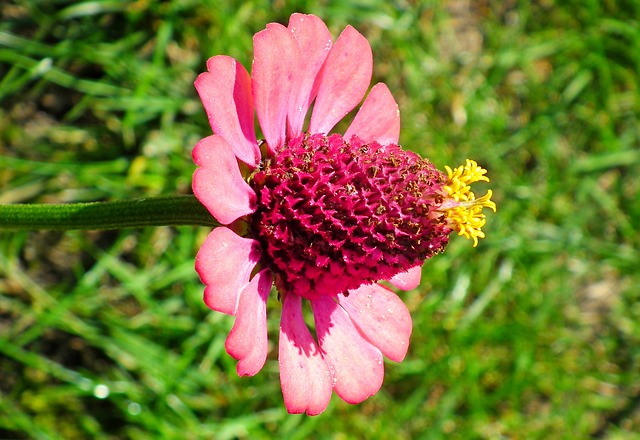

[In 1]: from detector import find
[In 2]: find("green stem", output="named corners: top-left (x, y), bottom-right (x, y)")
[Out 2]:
top-left (0, 195), bottom-right (219, 230)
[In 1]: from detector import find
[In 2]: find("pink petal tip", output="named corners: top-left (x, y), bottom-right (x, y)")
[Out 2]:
top-left (195, 227), bottom-right (261, 316)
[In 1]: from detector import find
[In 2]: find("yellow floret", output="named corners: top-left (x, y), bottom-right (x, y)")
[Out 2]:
top-left (440, 160), bottom-right (496, 247)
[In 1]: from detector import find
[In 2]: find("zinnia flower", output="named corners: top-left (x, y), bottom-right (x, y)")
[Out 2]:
top-left (192, 13), bottom-right (495, 415)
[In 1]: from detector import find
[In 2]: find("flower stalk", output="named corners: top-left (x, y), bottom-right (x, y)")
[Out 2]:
top-left (0, 195), bottom-right (218, 230)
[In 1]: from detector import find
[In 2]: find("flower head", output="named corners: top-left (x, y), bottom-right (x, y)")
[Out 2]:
top-left (192, 13), bottom-right (495, 415)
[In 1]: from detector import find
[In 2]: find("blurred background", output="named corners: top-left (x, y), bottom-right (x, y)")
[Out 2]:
top-left (1, 0), bottom-right (639, 438)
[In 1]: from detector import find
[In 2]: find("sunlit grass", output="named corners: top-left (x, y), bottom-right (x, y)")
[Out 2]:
top-left (1, 1), bottom-right (639, 438)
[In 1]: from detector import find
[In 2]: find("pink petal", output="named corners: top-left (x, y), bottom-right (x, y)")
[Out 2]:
top-left (195, 227), bottom-right (261, 316)
top-left (279, 294), bottom-right (333, 415)
top-left (195, 56), bottom-right (260, 167)
top-left (253, 23), bottom-right (301, 155)
top-left (192, 135), bottom-right (257, 225)
top-left (311, 295), bottom-right (383, 404)
top-left (309, 25), bottom-right (373, 135)
top-left (286, 13), bottom-right (332, 138)
top-left (339, 283), bottom-right (412, 363)
top-left (225, 269), bottom-right (273, 376)
top-left (388, 264), bottom-right (422, 291)
top-left (344, 83), bottom-right (400, 145)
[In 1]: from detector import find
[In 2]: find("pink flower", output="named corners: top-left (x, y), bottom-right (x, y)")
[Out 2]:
top-left (192, 13), bottom-right (495, 415)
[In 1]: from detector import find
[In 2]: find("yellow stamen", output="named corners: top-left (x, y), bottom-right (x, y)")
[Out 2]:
top-left (439, 159), bottom-right (496, 247)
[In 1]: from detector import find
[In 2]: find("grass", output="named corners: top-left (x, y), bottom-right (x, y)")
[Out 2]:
top-left (1, 0), bottom-right (639, 438)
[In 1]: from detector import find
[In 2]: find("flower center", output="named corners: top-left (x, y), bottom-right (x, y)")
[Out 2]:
top-left (250, 133), bottom-right (451, 300)
top-left (437, 159), bottom-right (497, 247)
